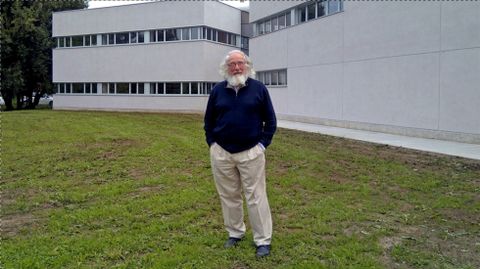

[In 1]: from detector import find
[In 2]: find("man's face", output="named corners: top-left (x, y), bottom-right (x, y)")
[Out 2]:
top-left (227, 53), bottom-right (247, 76)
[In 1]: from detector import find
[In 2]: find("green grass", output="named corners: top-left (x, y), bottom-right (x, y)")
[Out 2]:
top-left (1, 110), bottom-right (479, 269)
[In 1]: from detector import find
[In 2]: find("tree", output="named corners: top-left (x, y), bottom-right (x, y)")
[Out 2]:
top-left (1, 0), bottom-right (88, 111)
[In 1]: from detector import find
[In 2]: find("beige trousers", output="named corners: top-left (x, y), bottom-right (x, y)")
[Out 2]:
top-left (210, 143), bottom-right (272, 246)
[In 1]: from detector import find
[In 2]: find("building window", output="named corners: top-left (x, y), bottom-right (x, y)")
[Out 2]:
top-left (257, 69), bottom-right (288, 86)
top-left (91, 35), bottom-right (97, 46)
top-left (116, 32), bottom-right (129, 44)
top-left (318, 0), bottom-right (327, 17)
top-left (182, 28), bottom-right (190, 40)
top-left (72, 83), bottom-right (83, 93)
top-left (117, 83), bottom-right (129, 94)
top-left (102, 34), bottom-right (108, 45)
top-left (108, 34), bottom-right (115, 45)
top-left (130, 32), bottom-right (138, 43)
top-left (191, 27), bottom-right (199, 40)
top-left (166, 83), bottom-right (181, 94)
top-left (166, 29), bottom-right (179, 41)
top-left (307, 3), bottom-right (316, 21)
top-left (254, 0), bottom-right (343, 37)
top-left (109, 83), bottom-right (115, 94)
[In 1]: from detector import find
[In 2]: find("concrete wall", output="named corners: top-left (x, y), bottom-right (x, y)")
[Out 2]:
top-left (53, 1), bottom-right (241, 36)
top-left (250, 1), bottom-right (480, 143)
top-left (54, 95), bottom-right (209, 112)
top-left (53, 41), bottom-right (232, 82)
top-left (52, 1), bottom-right (242, 113)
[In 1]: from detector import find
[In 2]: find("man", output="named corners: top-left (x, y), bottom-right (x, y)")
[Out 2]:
top-left (204, 50), bottom-right (277, 258)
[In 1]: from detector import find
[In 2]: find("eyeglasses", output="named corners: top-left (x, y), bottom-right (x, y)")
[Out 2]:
top-left (227, 61), bottom-right (246, 68)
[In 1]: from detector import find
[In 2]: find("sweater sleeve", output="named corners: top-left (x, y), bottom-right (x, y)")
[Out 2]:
top-left (204, 89), bottom-right (216, 147)
top-left (259, 86), bottom-right (277, 148)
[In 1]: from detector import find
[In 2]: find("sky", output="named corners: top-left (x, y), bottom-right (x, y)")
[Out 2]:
top-left (88, 0), bottom-right (249, 11)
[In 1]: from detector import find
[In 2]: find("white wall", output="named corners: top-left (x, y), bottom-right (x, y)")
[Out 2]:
top-left (250, 1), bottom-right (480, 142)
top-left (54, 95), bottom-right (209, 112)
top-left (53, 41), bottom-right (233, 82)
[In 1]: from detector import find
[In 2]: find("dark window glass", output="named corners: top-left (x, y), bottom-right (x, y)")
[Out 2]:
top-left (149, 83), bottom-right (156, 94)
top-left (191, 27), bottom-right (199, 40)
top-left (59, 37), bottom-right (65, 47)
top-left (241, 37), bottom-right (249, 50)
top-left (65, 37), bottom-right (71, 47)
top-left (257, 72), bottom-right (264, 84)
top-left (308, 3), bottom-right (316, 20)
top-left (109, 83), bottom-right (115, 94)
top-left (182, 28), bottom-right (190, 40)
top-left (297, 7), bottom-right (306, 23)
top-left (278, 14), bottom-right (286, 29)
top-left (218, 31), bottom-right (227, 44)
top-left (65, 83), bottom-right (71, 93)
top-left (190, 82), bottom-right (198, 94)
top-left (150, 30), bottom-right (157, 42)
top-left (91, 35), bottom-right (97, 45)
top-left (59, 83), bottom-right (65, 93)
top-left (279, 70), bottom-right (287, 85)
top-left (138, 83), bottom-right (144, 94)
top-left (157, 83), bottom-right (164, 94)
top-left (72, 83), bottom-right (83, 93)
top-left (265, 20), bottom-right (271, 33)
top-left (206, 28), bottom-right (212, 40)
top-left (85, 83), bottom-right (91, 93)
top-left (271, 71), bottom-right (278, 86)
top-left (264, 73), bottom-right (271, 86)
top-left (131, 83), bottom-right (137, 94)
top-left (165, 83), bottom-right (181, 94)
top-left (138, 32), bottom-right (144, 43)
top-left (116, 32), bottom-right (129, 44)
top-left (85, 35), bottom-right (90, 46)
top-left (272, 17), bottom-right (279, 31)
top-left (71, 36), bottom-right (83, 47)
top-left (130, 32), bottom-right (137, 43)
top-left (108, 34), bottom-right (115, 45)
top-left (166, 29), bottom-right (179, 41)
top-left (318, 1), bottom-right (326, 17)
top-left (328, 0), bottom-right (341, 14)
top-left (102, 34), bottom-right (108, 45)
top-left (117, 83), bottom-right (129, 94)
top-left (92, 83), bottom-right (98, 93)
top-left (157, 30), bottom-right (164, 42)
top-left (182, 83), bottom-right (190, 94)
top-left (286, 13), bottom-right (291, 26)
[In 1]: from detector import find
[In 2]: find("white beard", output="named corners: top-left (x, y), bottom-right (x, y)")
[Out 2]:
top-left (227, 74), bottom-right (248, 87)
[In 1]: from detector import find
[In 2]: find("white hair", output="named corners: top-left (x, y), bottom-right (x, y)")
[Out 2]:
top-left (219, 50), bottom-right (256, 79)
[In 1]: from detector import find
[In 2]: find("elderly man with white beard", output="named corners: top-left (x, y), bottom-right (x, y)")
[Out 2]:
top-left (204, 50), bottom-right (277, 258)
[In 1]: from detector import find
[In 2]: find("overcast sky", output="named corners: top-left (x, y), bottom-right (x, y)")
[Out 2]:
top-left (88, 0), bottom-right (249, 11)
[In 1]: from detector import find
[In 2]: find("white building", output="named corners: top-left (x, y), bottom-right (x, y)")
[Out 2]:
top-left (52, 0), bottom-right (480, 144)
top-left (52, 1), bottom-right (249, 112)
top-left (250, 0), bottom-right (480, 143)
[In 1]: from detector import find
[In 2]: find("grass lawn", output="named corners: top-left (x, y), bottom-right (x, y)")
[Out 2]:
top-left (1, 110), bottom-right (479, 269)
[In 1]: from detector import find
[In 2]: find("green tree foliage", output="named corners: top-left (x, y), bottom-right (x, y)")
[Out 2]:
top-left (1, 0), bottom-right (88, 110)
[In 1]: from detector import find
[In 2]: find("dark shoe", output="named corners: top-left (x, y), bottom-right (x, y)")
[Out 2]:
top-left (256, 245), bottom-right (271, 258)
top-left (224, 237), bottom-right (242, 248)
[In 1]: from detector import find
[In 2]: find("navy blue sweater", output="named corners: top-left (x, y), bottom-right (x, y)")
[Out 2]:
top-left (204, 78), bottom-right (277, 153)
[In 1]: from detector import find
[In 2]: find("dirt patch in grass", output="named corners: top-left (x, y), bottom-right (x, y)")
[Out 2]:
top-left (2, 212), bottom-right (43, 238)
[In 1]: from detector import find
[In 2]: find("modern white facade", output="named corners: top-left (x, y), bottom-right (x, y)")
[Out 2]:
top-left (52, 0), bottom-right (479, 144)
top-left (52, 1), bottom-right (248, 112)
top-left (250, 0), bottom-right (480, 143)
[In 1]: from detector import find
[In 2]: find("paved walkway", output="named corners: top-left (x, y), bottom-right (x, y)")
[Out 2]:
top-left (277, 120), bottom-right (480, 161)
